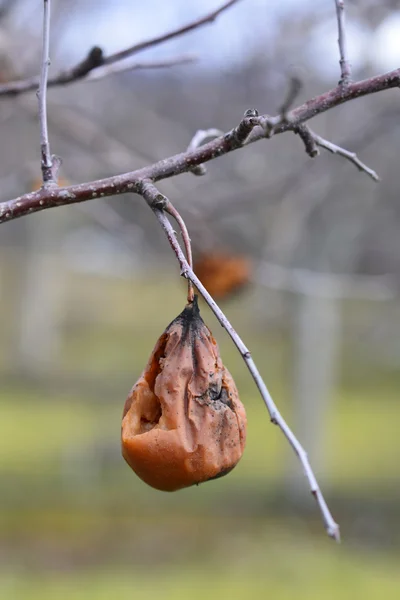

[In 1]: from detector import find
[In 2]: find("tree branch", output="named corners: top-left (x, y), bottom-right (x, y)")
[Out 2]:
top-left (101, 0), bottom-right (241, 65)
top-left (37, 0), bottom-right (53, 184)
top-left (267, 68), bottom-right (400, 134)
top-left (145, 187), bottom-right (195, 303)
top-left (334, 0), bottom-right (351, 86)
top-left (0, 0), bottom-right (241, 97)
top-left (140, 179), bottom-right (340, 541)
top-left (0, 53), bottom-right (196, 96)
top-left (295, 123), bottom-right (379, 180)
top-left (312, 131), bottom-right (380, 181)
top-left (86, 54), bottom-right (196, 81)
top-left (1, 68), bottom-right (397, 224)
top-left (294, 124), bottom-right (319, 158)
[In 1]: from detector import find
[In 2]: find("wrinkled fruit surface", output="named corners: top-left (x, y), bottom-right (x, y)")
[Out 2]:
top-left (121, 297), bottom-right (247, 491)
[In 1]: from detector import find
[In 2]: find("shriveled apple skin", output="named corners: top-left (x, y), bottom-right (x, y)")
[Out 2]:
top-left (121, 298), bottom-right (247, 491)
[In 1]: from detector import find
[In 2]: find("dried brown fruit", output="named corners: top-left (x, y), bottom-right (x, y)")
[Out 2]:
top-left (194, 252), bottom-right (251, 300)
top-left (121, 296), bottom-right (246, 491)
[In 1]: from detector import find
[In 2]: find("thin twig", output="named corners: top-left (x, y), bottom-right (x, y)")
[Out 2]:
top-left (334, 0), bottom-right (351, 86)
top-left (37, 0), bottom-right (53, 184)
top-left (0, 47), bottom-right (101, 97)
top-left (187, 128), bottom-right (224, 175)
top-left (0, 0), bottom-right (241, 97)
top-left (204, 111), bottom-right (396, 220)
top-left (313, 131), bottom-right (379, 181)
top-left (294, 124), bottom-right (319, 157)
top-left (145, 187), bottom-right (195, 303)
top-left (139, 180), bottom-right (340, 541)
top-left (102, 0), bottom-right (241, 65)
top-left (86, 54), bottom-right (196, 81)
top-left (188, 128), bottom-right (225, 151)
top-left (0, 53), bottom-right (196, 97)
top-left (254, 76), bottom-right (304, 139)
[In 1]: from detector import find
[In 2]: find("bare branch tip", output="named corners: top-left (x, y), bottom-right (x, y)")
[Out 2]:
top-left (334, 0), bottom-right (352, 86)
top-left (313, 131), bottom-right (379, 181)
top-left (38, 0), bottom-right (53, 185)
top-left (330, 526), bottom-right (341, 543)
